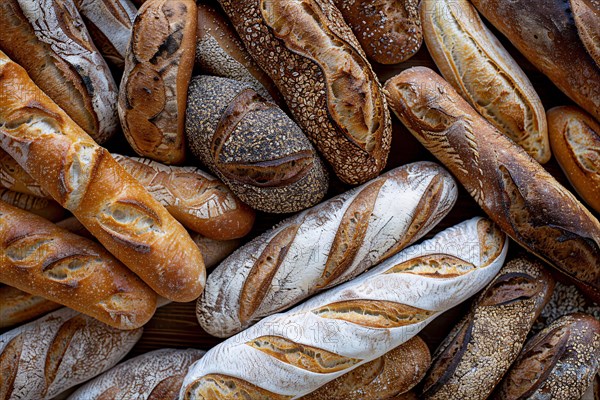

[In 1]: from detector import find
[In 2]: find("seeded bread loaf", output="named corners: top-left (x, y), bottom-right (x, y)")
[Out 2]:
top-left (0, 189), bottom-right (65, 222)
top-left (0, 285), bottom-right (61, 329)
top-left (571, 0), bottom-right (600, 68)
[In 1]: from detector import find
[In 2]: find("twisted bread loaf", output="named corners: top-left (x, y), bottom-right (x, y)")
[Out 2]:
top-left (198, 161), bottom-right (457, 337)
top-left (0, 189), bottom-right (64, 222)
top-left (182, 217), bottom-right (508, 399)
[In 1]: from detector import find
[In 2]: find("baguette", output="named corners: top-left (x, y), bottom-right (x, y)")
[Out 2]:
top-left (421, 0), bottom-right (550, 163)
top-left (494, 313), bottom-right (600, 400)
top-left (385, 67), bottom-right (600, 302)
top-left (182, 217), bottom-right (508, 399)
top-left (0, 285), bottom-right (61, 329)
top-left (0, 307), bottom-right (142, 400)
top-left (470, 0), bottom-right (600, 122)
top-left (421, 256), bottom-right (555, 400)
top-left (197, 161), bottom-right (458, 337)
top-left (0, 51), bottom-right (206, 302)
top-left (571, 0), bottom-right (600, 68)
top-left (301, 336), bottom-right (431, 400)
top-left (548, 106), bottom-right (600, 213)
top-left (333, 0), bottom-right (422, 64)
top-left (119, 0), bottom-right (196, 164)
top-left (0, 189), bottom-right (65, 222)
top-left (68, 348), bottom-right (205, 400)
top-left (217, 0), bottom-right (392, 184)
top-left (0, 148), bottom-right (48, 198)
top-left (0, 0), bottom-right (118, 144)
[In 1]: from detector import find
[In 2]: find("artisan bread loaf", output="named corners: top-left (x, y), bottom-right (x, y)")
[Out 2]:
top-left (185, 75), bottom-right (328, 214)
top-left (119, 0), bottom-right (196, 164)
top-left (197, 161), bottom-right (457, 337)
top-left (495, 313), bottom-right (600, 400)
top-left (182, 217), bottom-right (508, 399)
top-left (421, 0), bottom-right (550, 163)
top-left (0, 307), bottom-right (142, 400)
top-left (68, 348), bottom-right (205, 400)
top-left (571, 0), bottom-right (600, 67)
top-left (0, 189), bottom-right (65, 222)
top-left (333, 0), bottom-right (422, 64)
top-left (421, 256), bottom-right (555, 400)
top-left (470, 0), bottom-right (600, 122)
top-left (548, 106), bottom-right (600, 213)
top-left (301, 336), bottom-right (431, 400)
top-left (0, 285), bottom-right (60, 329)
top-left (0, 148), bottom-right (48, 198)
top-left (217, 0), bottom-right (392, 184)
top-left (0, 0), bottom-right (118, 144)
top-left (0, 51), bottom-right (206, 302)
top-left (385, 67), bottom-right (600, 302)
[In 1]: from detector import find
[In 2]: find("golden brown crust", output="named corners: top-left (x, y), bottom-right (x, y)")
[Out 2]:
top-left (571, 0), bottom-right (600, 68)
top-left (183, 374), bottom-right (293, 400)
top-left (0, 189), bottom-right (65, 222)
top-left (0, 148), bottom-right (48, 197)
top-left (0, 286), bottom-right (61, 329)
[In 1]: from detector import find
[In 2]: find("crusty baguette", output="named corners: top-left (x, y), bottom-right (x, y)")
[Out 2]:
top-left (421, 0), bottom-right (550, 163)
top-left (68, 348), bottom-right (205, 400)
top-left (0, 51), bottom-right (206, 302)
top-left (494, 313), bottom-right (600, 400)
top-left (0, 307), bottom-right (142, 400)
top-left (0, 0), bottom-right (118, 144)
top-left (197, 161), bottom-right (458, 337)
top-left (185, 75), bottom-right (329, 214)
top-left (217, 0), bottom-right (392, 184)
top-left (0, 189), bottom-right (65, 222)
top-left (301, 336), bottom-right (431, 400)
top-left (195, 3), bottom-right (281, 103)
top-left (0, 148), bottom-right (48, 198)
top-left (421, 256), bottom-right (555, 400)
top-left (118, 0), bottom-right (196, 164)
top-left (548, 106), bottom-right (600, 213)
top-left (385, 67), bottom-right (600, 302)
top-left (182, 217), bottom-right (508, 399)
top-left (470, 0), bottom-right (600, 122)
top-left (73, 0), bottom-right (137, 69)
top-left (333, 0), bottom-right (422, 64)
top-left (0, 285), bottom-right (61, 329)
top-left (571, 0), bottom-right (600, 68)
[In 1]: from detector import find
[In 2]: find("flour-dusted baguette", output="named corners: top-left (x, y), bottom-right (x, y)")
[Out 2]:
top-left (119, 0), bottom-right (196, 164)
top-left (301, 336), bottom-right (431, 400)
top-left (73, 0), bottom-right (137, 69)
top-left (548, 106), bottom-right (600, 214)
top-left (182, 217), bottom-right (508, 399)
top-left (195, 3), bottom-right (281, 103)
top-left (186, 75), bottom-right (329, 214)
top-left (0, 0), bottom-right (118, 144)
top-left (494, 313), bottom-right (600, 400)
top-left (0, 189), bottom-right (65, 222)
top-left (0, 200), bottom-right (157, 330)
top-left (421, 0), bottom-right (550, 163)
top-left (0, 148), bottom-right (48, 198)
top-left (0, 285), bottom-right (60, 329)
top-left (68, 348), bottom-right (205, 400)
top-left (421, 256), bottom-right (555, 400)
top-left (470, 0), bottom-right (600, 122)
top-left (0, 52), bottom-right (206, 302)
top-left (111, 154), bottom-right (255, 240)
top-left (197, 161), bottom-right (458, 337)
top-left (217, 0), bottom-right (392, 185)
top-left (0, 307), bottom-right (142, 400)
top-left (333, 0), bottom-right (422, 64)
top-left (385, 67), bottom-right (600, 302)
top-left (571, 0), bottom-right (600, 68)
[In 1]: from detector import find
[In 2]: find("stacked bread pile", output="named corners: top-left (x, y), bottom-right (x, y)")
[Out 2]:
top-left (0, 0), bottom-right (599, 399)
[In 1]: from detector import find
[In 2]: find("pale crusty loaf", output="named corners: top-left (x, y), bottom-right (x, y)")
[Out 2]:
top-left (0, 0), bottom-right (118, 144)
top-left (0, 307), bottom-right (143, 400)
top-left (0, 189), bottom-right (65, 222)
top-left (333, 0), bottom-right (422, 64)
top-left (0, 200), bottom-right (157, 330)
top-left (0, 51), bottom-right (205, 302)
top-left (182, 217), bottom-right (508, 399)
top-left (68, 348), bottom-right (205, 400)
top-left (119, 0), bottom-right (196, 164)
top-left (571, 0), bottom-right (600, 68)
top-left (218, 0), bottom-right (392, 184)
top-left (197, 162), bottom-right (457, 337)
top-left (0, 285), bottom-right (61, 329)
top-left (421, 256), bottom-right (555, 400)
top-left (385, 67), bottom-right (600, 302)
top-left (301, 336), bottom-right (431, 400)
top-left (421, 0), bottom-right (550, 163)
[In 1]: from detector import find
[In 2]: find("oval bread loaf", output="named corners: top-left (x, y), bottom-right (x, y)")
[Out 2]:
top-left (197, 161), bottom-right (458, 337)
top-left (0, 189), bottom-right (65, 222)
top-left (0, 285), bottom-right (61, 329)
top-left (217, 0), bottom-right (392, 184)
top-left (385, 67), bottom-right (600, 302)
top-left (571, 0), bottom-right (600, 68)
top-left (182, 217), bottom-right (508, 399)
top-left (185, 75), bottom-right (329, 214)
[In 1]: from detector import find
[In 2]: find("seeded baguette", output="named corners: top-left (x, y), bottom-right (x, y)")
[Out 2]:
top-left (385, 67), bottom-right (600, 302)
top-left (0, 285), bottom-right (61, 329)
top-left (0, 189), bottom-right (65, 222)
top-left (0, 51), bottom-right (206, 302)
top-left (197, 161), bottom-right (457, 337)
top-left (182, 217), bottom-right (508, 399)
top-left (421, 0), bottom-right (550, 163)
